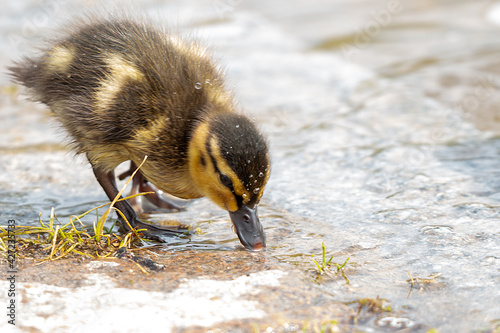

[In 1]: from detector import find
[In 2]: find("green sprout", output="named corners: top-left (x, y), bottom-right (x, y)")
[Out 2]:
top-left (310, 242), bottom-right (351, 284)
top-left (311, 242), bottom-right (334, 274)
top-left (311, 242), bottom-right (350, 276)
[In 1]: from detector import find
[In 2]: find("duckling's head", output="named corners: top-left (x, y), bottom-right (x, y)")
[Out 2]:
top-left (188, 113), bottom-right (270, 251)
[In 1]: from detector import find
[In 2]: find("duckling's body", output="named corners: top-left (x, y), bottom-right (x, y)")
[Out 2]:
top-left (10, 17), bottom-right (270, 250)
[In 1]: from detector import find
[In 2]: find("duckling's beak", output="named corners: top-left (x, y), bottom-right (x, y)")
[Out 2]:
top-left (229, 205), bottom-right (266, 251)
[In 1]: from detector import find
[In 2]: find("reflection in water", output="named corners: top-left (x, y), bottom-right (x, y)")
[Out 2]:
top-left (1, 0), bottom-right (499, 332)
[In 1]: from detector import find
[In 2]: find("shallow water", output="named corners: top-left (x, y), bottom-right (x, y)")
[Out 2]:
top-left (1, 0), bottom-right (500, 332)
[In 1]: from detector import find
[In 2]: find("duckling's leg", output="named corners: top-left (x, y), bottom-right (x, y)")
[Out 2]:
top-left (118, 162), bottom-right (184, 212)
top-left (91, 165), bottom-right (186, 241)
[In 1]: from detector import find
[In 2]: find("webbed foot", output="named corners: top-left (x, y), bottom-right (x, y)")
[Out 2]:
top-left (129, 218), bottom-right (191, 242)
top-left (118, 162), bottom-right (185, 213)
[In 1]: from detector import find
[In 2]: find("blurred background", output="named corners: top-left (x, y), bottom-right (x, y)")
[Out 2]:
top-left (1, 0), bottom-right (499, 332)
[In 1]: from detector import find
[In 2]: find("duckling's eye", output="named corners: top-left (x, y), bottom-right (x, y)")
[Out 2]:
top-left (219, 174), bottom-right (233, 188)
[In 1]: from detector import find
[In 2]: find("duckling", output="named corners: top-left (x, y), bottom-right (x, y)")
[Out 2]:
top-left (9, 17), bottom-right (270, 251)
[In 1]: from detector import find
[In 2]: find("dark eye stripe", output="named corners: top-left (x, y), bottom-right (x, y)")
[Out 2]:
top-left (205, 136), bottom-right (234, 187)
top-left (205, 135), bottom-right (241, 205)
top-left (205, 135), bottom-right (221, 174)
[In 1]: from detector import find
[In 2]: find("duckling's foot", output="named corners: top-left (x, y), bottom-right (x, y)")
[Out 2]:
top-left (131, 219), bottom-right (191, 242)
top-left (119, 162), bottom-right (185, 213)
top-left (90, 163), bottom-right (189, 243)
top-left (132, 219), bottom-right (188, 234)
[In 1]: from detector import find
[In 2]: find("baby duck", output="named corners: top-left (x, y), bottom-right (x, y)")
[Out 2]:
top-left (9, 17), bottom-right (270, 251)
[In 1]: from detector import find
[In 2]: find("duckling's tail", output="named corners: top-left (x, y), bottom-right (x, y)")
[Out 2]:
top-left (8, 57), bottom-right (50, 105)
top-left (8, 57), bottom-right (40, 89)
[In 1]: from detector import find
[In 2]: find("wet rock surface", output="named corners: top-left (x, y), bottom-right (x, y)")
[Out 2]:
top-left (6, 252), bottom-right (353, 332)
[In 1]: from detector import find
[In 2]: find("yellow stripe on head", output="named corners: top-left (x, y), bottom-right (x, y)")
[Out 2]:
top-left (208, 136), bottom-right (251, 205)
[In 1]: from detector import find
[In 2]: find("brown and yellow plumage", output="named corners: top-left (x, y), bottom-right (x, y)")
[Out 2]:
top-left (9, 16), bottom-right (270, 250)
